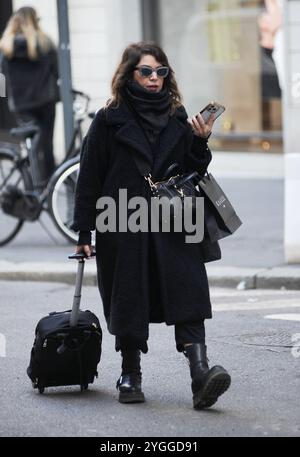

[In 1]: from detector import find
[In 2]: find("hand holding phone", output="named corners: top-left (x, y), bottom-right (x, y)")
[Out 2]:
top-left (199, 101), bottom-right (225, 123)
top-left (189, 101), bottom-right (225, 138)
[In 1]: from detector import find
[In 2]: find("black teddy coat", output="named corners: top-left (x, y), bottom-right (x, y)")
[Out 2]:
top-left (72, 101), bottom-right (213, 352)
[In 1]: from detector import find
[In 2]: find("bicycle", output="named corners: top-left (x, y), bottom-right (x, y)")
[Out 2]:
top-left (0, 89), bottom-right (94, 246)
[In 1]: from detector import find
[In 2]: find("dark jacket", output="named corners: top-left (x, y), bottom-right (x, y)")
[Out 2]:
top-left (71, 101), bottom-right (213, 352)
top-left (1, 35), bottom-right (60, 112)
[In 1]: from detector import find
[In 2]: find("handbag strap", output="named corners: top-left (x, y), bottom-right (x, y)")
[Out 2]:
top-left (116, 99), bottom-right (208, 188)
top-left (122, 97), bottom-right (156, 180)
top-left (176, 170), bottom-right (200, 186)
top-left (131, 149), bottom-right (152, 178)
top-left (127, 138), bottom-right (157, 189)
top-left (162, 162), bottom-right (181, 179)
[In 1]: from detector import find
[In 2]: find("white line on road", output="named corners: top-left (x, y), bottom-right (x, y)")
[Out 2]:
top-left (213, 301), bottom-right (300, 312)
top-left (0, 334), bottom-right (6, 357)
top-left (264, 314), bottom-right (300, 322)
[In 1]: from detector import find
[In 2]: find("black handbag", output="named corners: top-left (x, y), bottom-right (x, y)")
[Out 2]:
top-left (131, 153), bottom-right (202, 221)
top-left (130, 156), bottom-right (222, 262)
top-left (128, 147), bottom-right (223, 263)
top-left (198, 172), bottom-right (242, 242)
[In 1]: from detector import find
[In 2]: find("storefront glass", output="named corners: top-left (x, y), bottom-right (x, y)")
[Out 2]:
top-left (159, 0), bottom-right (283, 152)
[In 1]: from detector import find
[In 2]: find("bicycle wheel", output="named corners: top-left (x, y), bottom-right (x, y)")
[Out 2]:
top-left (0, 150), bottom-right (25, 246)
top-left (48, 157), bottom-right (80, 244)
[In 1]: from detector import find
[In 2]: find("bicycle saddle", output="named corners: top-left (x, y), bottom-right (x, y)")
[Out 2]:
top-left (10, 124), bottom-right (40, 140)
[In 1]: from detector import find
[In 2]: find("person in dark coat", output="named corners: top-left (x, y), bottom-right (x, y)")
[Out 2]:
top-left (0, 6), bottom-right (60, 182)
top-left (71, 42), bottom-right (231, 409)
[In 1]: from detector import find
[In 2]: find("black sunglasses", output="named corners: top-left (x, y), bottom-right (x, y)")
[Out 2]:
top-left (134, 65), bottom-right (169, 78)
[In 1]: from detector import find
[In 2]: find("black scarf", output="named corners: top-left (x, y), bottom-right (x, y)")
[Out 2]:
top-left (123, 80), bottom-right (171, 146)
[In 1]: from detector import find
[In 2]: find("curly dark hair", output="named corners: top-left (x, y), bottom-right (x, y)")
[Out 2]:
top-left (108, 41), bottom-right (182, 114)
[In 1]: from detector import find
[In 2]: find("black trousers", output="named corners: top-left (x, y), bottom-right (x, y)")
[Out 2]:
top-left (17, 101), bottom-right (56, 182)
top-left (115, 319), bottom-right (206, 354)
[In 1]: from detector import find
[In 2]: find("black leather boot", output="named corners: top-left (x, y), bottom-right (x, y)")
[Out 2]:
top-left (116, 349), bottom-right (145, 403)
top-left (183, 343), bottom-right (231, 409)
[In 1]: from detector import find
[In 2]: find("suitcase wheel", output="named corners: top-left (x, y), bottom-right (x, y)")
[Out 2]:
top-left (38, 386), bottom-right (45, 394)
top-left (80, 384), bottom-right (88, 392)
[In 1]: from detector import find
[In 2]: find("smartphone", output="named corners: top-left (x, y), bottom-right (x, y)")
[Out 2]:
top-left (199, 101), bottom-right (225, 123)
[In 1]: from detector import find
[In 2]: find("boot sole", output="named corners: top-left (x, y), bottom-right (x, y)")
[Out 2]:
top-left (193, 371), bottom-right (231, 410)
top-left (118, 391), bottom-right (145, 403)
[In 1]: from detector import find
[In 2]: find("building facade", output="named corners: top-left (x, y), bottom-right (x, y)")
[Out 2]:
top-left (0, 0), bottom-right (286, 154)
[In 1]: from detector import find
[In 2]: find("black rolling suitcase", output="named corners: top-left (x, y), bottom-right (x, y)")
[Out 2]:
top-left (27, 252), bottom-right (102, 394)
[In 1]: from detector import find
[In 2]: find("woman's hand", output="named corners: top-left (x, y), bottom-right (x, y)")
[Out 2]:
top-left (76, 244), bottom-right (93, 258)
top-left (188, 113), bottom-right (215, 139)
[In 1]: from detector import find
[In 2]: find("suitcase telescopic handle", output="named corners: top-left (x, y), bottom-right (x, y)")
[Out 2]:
top-left (68, 251), bottom-right (96, 327)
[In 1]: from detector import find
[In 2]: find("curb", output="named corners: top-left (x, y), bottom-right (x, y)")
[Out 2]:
top-left (206, 266), bottom-right (260, 289)
top-left (0, 261), bottom-right (98, 287)
top-left (256, 266), bottom-right (300, 290)
top-left (205, 265), bottom-right (300, 290)
top-left (0, 261), bottom-right (300, 290)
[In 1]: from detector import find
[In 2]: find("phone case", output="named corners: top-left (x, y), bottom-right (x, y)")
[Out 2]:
top-left (200, 102), bottom-right (225, 123)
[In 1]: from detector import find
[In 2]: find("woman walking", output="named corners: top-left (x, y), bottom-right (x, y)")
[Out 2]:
top-left (0, 6), bottom-right (60, 182)
top-left (71, 42), bottom-right (231, 409)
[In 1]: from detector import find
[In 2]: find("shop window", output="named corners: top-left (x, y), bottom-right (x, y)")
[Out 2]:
top-left (159, 0), bottom-right (283, 153)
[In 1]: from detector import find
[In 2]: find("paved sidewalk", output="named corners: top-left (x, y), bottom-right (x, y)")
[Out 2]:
top-left (0, 259), bottom-right (300, 290)
top-left (211, 151), bottom-right (284, 179)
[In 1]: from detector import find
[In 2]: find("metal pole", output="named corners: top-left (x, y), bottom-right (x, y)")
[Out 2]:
top-left (140, 0), bottom-right (161, 43)
top-left (56, 0), bottom-right (74, 153)
top-left (70, 259), bottom-right (85, 327)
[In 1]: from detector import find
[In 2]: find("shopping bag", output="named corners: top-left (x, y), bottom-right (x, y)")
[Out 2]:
top-left (198, 172), bottom-right (242, 243)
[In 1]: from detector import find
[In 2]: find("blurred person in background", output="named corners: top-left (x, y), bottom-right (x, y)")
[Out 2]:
top-left (258, 0), bottom-right (282, 106)
top-left (0, 6), bottom-right (60, 182)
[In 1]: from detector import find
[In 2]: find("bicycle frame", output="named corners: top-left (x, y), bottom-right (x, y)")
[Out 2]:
top-left (0, 148), bottom-right (32, 192)
top-left (57, 117), bottom-right (83, 166)
top-left (19, 89), bottom-right (90, 193)
top-left (0, 88), bottom-right (92, 245)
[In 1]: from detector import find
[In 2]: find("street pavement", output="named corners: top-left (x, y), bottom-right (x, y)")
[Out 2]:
top-left (0, 280), bottom-right (299, 437)
top-left (1, 156), bottom-right (299, 438)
